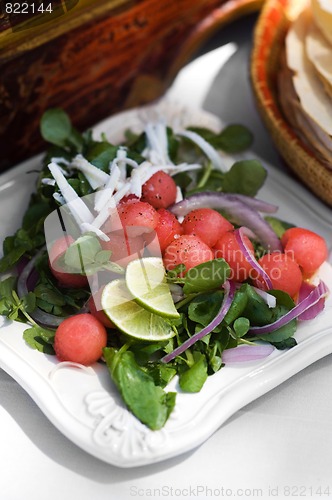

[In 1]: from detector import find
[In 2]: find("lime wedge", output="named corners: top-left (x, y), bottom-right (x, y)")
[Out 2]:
top-left (101, 279), bottom-right (176, 341)
top-left (125, 257), bottom-right (180, 319)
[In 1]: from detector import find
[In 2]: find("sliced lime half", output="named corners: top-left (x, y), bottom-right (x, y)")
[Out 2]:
top-left (125, 257), bottom-right (180, 319)
top-left (101, 279), bottom-right (176, 341)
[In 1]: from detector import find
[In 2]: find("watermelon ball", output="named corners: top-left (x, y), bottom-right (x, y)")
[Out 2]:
top-left (155, 208), bottom-right (183, 253)
top-left (163, 234), bottom-right (213, 275)
top-left (182, 208), bottom-right (234, 248)
top-left (214, 230), bottom-right (255, 282)
top-left (253, 252), bottom-right (303, 298)
top-left (54, 313), bottom-right (107, 365)
top-left (141, 171), bottom-right (177, 209)
top-left (118, 200), bottom-right (159, 237)
top-left (100, 231), bottom-right (145, 267)
top-left (48, 235), bottom-right (88, 289)
top-left (281, 227), bottom-right (328, 278)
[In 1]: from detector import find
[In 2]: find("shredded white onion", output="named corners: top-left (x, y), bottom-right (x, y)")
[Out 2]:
top-left (177, 129), bottom-right (227, 172)
top-left (72, 154), bottom-right (109, 189)
top-left (48, 162), bottom-right (94, 226)
top-left (253, 287), bottom-right (277, 308)
top-left (80, 223), bottom-right (110, 241)
top-left (41, 178), bottom-right (56, 186)
top-left (94, 164), bottom-right (121, 212)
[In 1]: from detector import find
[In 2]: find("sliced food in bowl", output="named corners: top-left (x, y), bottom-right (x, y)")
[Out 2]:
top-left (277, 0), bottom-right (332, 170)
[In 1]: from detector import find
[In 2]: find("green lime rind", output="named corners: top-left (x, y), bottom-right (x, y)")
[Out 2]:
top-left (101, 279), bottom-right (176, 342)
top-left (125, 257), bottom-right (180, 320)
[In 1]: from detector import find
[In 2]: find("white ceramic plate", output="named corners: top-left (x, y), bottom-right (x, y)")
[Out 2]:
top-left (0, 102), bottom-right (332, 468)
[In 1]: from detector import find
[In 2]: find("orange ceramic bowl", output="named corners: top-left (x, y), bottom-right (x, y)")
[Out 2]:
top-left (251, 0), bottom-right (332, 206)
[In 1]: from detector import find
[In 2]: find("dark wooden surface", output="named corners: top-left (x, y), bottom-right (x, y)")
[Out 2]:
top-left (0, 0), bottom-right (262, 171)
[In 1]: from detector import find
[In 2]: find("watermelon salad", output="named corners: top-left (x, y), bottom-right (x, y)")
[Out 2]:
top-left (0, 107), bottom-right (329, 430)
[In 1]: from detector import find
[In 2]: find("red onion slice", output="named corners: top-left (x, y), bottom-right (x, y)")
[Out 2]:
top-left (297, 281), bottom-right (326, 321)
top-left (222, 343), bottom-right (275, 363)
top-left (230, 193), bottom-right (278, 214)
top-left (170, 191), bottom-right (278, 215)
top-left (249, 281), bottom-right (328, 335)
top-left (169, 192), bottom-right (282, 252)
top-left (161, 280), bottom-right (235, 363)
top-left (234, 227), bottom-right (273, 290)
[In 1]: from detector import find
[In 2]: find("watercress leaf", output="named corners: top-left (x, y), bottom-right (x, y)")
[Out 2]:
top-left (8, 307), bottom-right (20, 321)
top-left (187, 126), bottom-right (217, 143)
top-left (222, 160), bottom-right (267, 196)
top-left (103, 347), bottom-right (176, 430)
top-left (224, 287), bottom-right (248, 325)
top-left (146, 364), bottom-right (177, 388)
top-left (124, 130), bottom-right (146, 153)
top-left (76, 173), bottom-right (92, 197)
top-left (22, 202), bottom-right (51, 231)
top-left (197, 169), bottom-right (224, 193)
top-left (0, 298), bottom-right (12, 316)
top-left (209, 354), bottom-right (223, 373)
top-left (34, 284), bottom-right (66, 307)
top-left (23, 326), bottom-right (55, 354)
top-left (241, 284), bottom-right (274, 326)
top-left (3, 235), bottom-right (15, 255)
top-left (95, 250), bottom-right (113, 264)
top-left (269, 289), bottom-right (295, 310)
top-left (166, 264), bottom-right (186, 280)
top-left (40, 108), bottom-right (72, 147)
top-left (64, 233), bottom-right (101, 272)
top-left (270, 337), bottom-right (297, 350)
top-left (188, 290), bottom-right (224, 327)
top-left (183, 258), bottom-right (230, 295)
top-left (213, 124), bottom-right (254, 153)
top-left (258, 290), bottom-right (296, 342)
top-left (233, 317), bottom-right (250, 337)
top-left (36, 298), bottom-right (56, 313)
top-left (67, 126), bottom-right (84, 151)
top-left (42, 145), bottom-right (72, 167)
top-left (21, 292), bottom-right (36, 314)
top-left (265, 216), bottom-right (295, 239)
top-left (0, 276), bottom-right (17, 300)
top-left (0, 246), bottom-right (29, 273)
top-left (179, 352), bottom-right (208, 393)
top-left (166, 126), bottom-right (180, 162)
top-left (258, 319), bottom-right (297, 343)
top-left (187, 125), bottom-right (253, 153)
top-left (38, 327), bottom-right (56, 344)
top-left (85, 142), bottom-right (118, 171)
top-left (130, 342), bottom-right (167, 365)
top-left (171, 172), bottom-right (193, 190)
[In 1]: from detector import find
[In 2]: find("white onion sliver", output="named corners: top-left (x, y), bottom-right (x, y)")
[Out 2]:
top-left (177, 130), bottom-right (227, 172)
top-left (71, 154), bottom-right (109, 189)
top-left (48, 162), bottom-right (94, 226)
top-left (252, 287), bottom-right (277, 308)
top-left (80, 223), bottom-right (110, 241)
top-left (94, 164), bottom-right (121, 212)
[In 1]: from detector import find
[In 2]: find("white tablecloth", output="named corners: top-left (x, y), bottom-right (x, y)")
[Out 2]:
top-left (1, 14), bottom-right (332, 500)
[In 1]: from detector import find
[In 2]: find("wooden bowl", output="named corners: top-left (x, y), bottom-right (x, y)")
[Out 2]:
top-left (0, 0), bottom-right (263, 171)
top-left (251, 0), bottom-right (332, 206)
